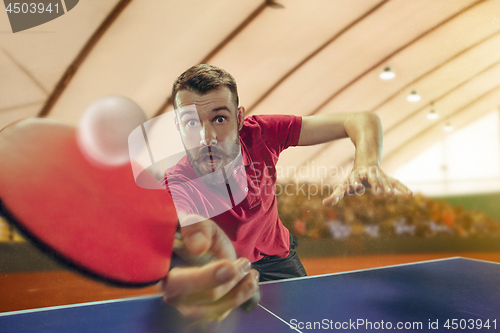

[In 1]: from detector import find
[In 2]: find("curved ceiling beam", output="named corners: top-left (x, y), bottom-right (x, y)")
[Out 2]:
top-left (37, 0), bottom-right (134, 117)
top-left (2, 48), bottom-right (48, 95)
top-left (301, 0), bottom-right (492, 167)
top-left (383, 82), bottom-right (500, 164)
top-left (384, 52), bottom-right (500, 136)
top-left (305, 0), bottom-right (486, 117)
top-left (370, 31), bottom-right (500, 135)
top-left (0, 101), bottom-right (45, 114)
top-left (200, 2), bottom-right (269, 64)
top-left (311, 59), bottom-right (500, 170)
top-left (153, 1), bottom-right (270, 118)
top-left (245, 0), bottom-right (390, 115)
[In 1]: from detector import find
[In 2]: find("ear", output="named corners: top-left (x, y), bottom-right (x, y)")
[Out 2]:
top-left (237, 106), bottom-right (245, 131)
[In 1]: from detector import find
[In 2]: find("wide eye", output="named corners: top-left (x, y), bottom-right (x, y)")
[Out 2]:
top-left (186, 119), bottom-right (199, 127)
top-left (214, 116), bottom-right (226, 124)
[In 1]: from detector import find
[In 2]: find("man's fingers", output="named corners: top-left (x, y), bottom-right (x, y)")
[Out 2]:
top-left (389, 176), bottom-right (413, 196)
top-left (180, 216), bottom-right (237, 261)
top-left (349, 169), bottom-right (364, 193)
top-left (322, 166), bottom-right (412, 206)
top-left (186, 258), bottom-right (253, 305)
top-left (357, 167), bottom-right (368, 183)
top-left (163, 257), bottom-right (252, 304)
top-left (200, 269), bottom-right (259, 321)
top-left (379, 173), bottom-right (395, 196)
top-left (162, 261), bottom-right (234, 302)
top-left (323, 182), bottom-right (346, 206)
top-left (179, 215), bottom-right (212, 255)
top-left (366, 166), bottom-right (384, 196)
top-left (165, 215), bottom-right (257, 321)
top-left (174, 269), bottom-right (260, 321)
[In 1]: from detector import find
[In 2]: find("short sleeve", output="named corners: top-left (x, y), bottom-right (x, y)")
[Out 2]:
top-left (247, 115), bottom-right (302, 156)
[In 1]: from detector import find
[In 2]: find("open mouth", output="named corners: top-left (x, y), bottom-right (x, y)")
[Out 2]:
top-left (200, 152), bottom-right (223, 172)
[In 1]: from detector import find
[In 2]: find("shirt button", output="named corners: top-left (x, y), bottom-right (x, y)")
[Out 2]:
top-left (244, 187), bottom-right (248, 192)
top-left (234, 170), bottom-right (237, 175)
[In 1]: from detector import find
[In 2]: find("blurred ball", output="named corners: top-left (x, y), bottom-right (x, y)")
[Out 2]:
top-left (78, 95), bottom-right (147, 166)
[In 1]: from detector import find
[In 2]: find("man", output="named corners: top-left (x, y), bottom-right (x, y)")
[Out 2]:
top-left (161, 64), bottom-right (411, 320)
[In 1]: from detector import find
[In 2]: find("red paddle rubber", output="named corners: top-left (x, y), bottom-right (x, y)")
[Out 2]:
top-left (0, 118), bottom-right (178, 286)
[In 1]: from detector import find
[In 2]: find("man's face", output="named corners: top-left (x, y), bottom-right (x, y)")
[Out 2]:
top-left (175, 87), bottom-right (244, 183)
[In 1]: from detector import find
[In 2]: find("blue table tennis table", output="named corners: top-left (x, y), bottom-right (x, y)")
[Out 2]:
top-left (1, 257), bottom-right (499, 332)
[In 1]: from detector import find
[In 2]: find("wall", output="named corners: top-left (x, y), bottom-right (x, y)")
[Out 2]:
top-left (437, 192), bottom-right (500, 220)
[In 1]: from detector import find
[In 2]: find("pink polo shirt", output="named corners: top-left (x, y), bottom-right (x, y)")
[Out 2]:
top-left (164, 114), bottom-right (302, 262)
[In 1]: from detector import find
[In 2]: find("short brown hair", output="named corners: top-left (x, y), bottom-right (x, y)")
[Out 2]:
top-left (172, 64), bottom-right (239, 109)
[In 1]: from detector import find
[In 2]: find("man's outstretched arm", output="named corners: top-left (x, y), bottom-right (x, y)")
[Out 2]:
top-left (297, 112), bottom-right (412, 205)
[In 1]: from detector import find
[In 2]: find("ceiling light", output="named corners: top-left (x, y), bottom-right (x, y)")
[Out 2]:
top-left (407, 91), bottom-right (421, 102)
top-left (444, 122), bottom-right (453, 132)
top-left (379, 67), bottom-right (395, 80)
top-left (427, 109), bottom-right (439, 120)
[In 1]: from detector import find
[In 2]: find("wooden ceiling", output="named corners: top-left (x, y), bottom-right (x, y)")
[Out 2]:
top-left (1, 0), bottom-right (499, 182)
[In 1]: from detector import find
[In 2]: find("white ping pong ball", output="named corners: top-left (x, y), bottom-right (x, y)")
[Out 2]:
top-left (78, 96), bottom-right (147, 167)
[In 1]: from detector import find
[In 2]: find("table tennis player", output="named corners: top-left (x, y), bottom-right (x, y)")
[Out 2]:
top-left (160, 64), bottom-right (412, 320)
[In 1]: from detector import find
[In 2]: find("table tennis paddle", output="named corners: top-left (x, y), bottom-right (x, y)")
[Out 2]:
top-left (0, 117), bottom-right (178, 286)
top-left (0, 117), bottom-right (259, 312)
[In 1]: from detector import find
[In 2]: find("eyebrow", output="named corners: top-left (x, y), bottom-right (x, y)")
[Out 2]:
top-left (179, 110), bottom-right (196, 118)
top-left (179, 106), bottom-right (231, 118)
top-left (211, 106), bottom-right (231, 113)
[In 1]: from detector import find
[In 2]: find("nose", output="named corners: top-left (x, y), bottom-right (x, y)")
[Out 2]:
top-left (199, 124), bottom-right (217, 147)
